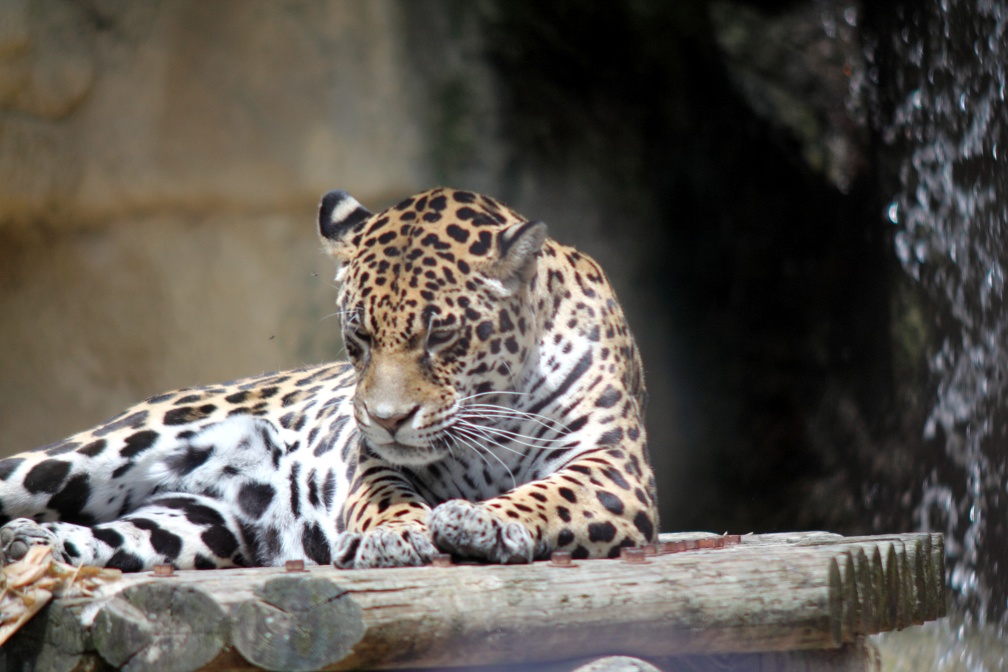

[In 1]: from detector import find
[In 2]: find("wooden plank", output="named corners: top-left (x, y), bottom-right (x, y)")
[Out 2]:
top-left (0, 532), bottom-right (944, 672)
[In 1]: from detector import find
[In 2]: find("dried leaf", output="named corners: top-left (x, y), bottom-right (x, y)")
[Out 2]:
top-left (0, 544), bottom-right (122, 646)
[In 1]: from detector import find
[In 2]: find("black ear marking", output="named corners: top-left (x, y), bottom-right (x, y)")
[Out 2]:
top-left (495, 220), bottom-right (548, 285)
top-left (318, 190), bottom-right (372, 243)
top-left (498, 220), bottom-right (546, 257)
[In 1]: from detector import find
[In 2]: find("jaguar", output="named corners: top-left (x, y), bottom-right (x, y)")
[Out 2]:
top-left (0, 188), bottom-right (658, 570)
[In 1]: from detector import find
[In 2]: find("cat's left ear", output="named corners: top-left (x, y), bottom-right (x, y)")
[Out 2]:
top-left (318, 190), bottom-right (372, 261)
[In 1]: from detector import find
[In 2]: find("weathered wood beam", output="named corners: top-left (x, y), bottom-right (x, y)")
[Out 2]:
top-left (1, 532), bottom-right (945, 672)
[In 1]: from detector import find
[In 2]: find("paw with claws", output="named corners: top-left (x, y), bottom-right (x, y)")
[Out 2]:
top-left (429, 499), bottom-right (534, 564)
top-left (1, 518), bottom-right (62, 565)
top-left (332, 523), bottom-right (438, 569)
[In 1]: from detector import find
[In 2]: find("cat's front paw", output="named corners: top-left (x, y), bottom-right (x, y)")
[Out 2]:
top-left (429, 500), bottom-right (533, 564)
top-left (0, 518), bottom-right (62, 565)
top-left (332, 523), bottom-right (437, 569)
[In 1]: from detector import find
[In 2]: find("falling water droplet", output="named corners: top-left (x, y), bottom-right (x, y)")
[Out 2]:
top-left (986, 265), bottom-right (1003, 295)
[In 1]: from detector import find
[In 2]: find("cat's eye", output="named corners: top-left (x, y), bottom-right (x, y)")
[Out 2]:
top-left (346, 325), bottom-right (371, 347)
top-left (426, 329), bottom-right (456, 350)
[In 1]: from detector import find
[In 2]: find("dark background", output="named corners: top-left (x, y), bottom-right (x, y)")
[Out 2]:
top-left (471, 0), bottom-right (908, 538)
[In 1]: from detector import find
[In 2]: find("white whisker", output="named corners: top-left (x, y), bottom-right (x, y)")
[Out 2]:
top-left (454, 424), bottom-right (529, 459)
top-left (441, 435), bottom-right (457, 460)
top-left (449, 430), bottom-right (517, 489)
top-left (455, 419), bottom-right (566, 448)
top-left (457, 390), bottom-right (534, 402)
top-left (459, 404), bottom-right (571, 434)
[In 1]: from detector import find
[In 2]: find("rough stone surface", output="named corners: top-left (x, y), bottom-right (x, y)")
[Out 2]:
top-left (709, 1), bottom-right (869, 193)
top-left (0, 0), bottom-right (96, 120)
top-left (0, 213), bottom-right (339, 451)
top-left (0, 1), bottom-right (426, 227)
top-left (0, 1), bottom-right (433, 451)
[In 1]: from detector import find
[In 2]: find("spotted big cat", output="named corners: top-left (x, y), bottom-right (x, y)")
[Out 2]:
top-left (0, 188), bottom-right (658, 571)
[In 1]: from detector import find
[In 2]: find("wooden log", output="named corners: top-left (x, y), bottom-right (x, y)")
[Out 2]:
top-left (9, 547), bottom-right (847, 670)
top-left (875, 541), bottom-right (900, 631)
top-left (712, 544), bottom-right (857, 643)
top-left (232, 576), bottom-right (364, 671)
top-left (352, 547), bottom-right (848, 667)
top-left (930, 533), bottom-right (947, 618)
top-left (850, 543), bottom-right (888, 635)
top-left (790, 535), bottom-right (899, 632)
top-left (903, 536), bottom-right (927, 624)
top-left (734, 531), bottom-right (846, 547)
top-left (834, 551), bottom-right (858, 642)
top-left (903, 533), bottom-right (930, 623)
top-left (0, 532), bottom-right (944, 672)
top-left (889, 539), bottom-right (911, 628)
top-left (846, 547), bottom-right (877, 634)
top-left (91, 583), bottom-right (229, 672)
top-left (727, 538), bottom-right (895, 636)
top-left (799, 533), bottom-right (945, 623)
top-left (864, 539), bottom-right (909, 629)
top-left (3, 597), bottom-right (95, 672)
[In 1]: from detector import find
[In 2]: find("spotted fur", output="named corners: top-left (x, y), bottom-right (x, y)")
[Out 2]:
top-left (0, 188), bottom-right (658, 570)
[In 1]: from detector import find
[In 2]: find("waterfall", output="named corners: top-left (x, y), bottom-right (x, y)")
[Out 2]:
top-left (871, 0), bottom-right (1008, 624)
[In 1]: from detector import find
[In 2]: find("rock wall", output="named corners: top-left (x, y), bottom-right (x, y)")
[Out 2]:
top-left (0, 0), bottom-right (434, 450)
top-left (0, 1), bottom-right (428, 224)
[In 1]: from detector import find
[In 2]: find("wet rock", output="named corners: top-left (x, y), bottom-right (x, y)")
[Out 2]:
top-left (710, 1), bottom-right (869, 192)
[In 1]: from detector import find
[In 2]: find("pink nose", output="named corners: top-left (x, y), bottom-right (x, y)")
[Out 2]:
top-left (369, 406), bottom-right (419, 435)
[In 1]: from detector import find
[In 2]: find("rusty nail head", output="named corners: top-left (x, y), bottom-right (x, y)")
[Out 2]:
top-left (431, 553), bottom-right (452, 567)
top-left (672, 541), bottom-right (688, 553)
top-left (153, 564), bottom-right (174, 577)
top-left (660, 541), bottom-right (683, 554)
top-left (285, 559), bottom-right (306, 572)
top-left (550, 551), bottom-right (574, 567)
top-left (621, 547), bottom-right (647, 563)
top-left (656, 541), bottom-right (677, 554)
